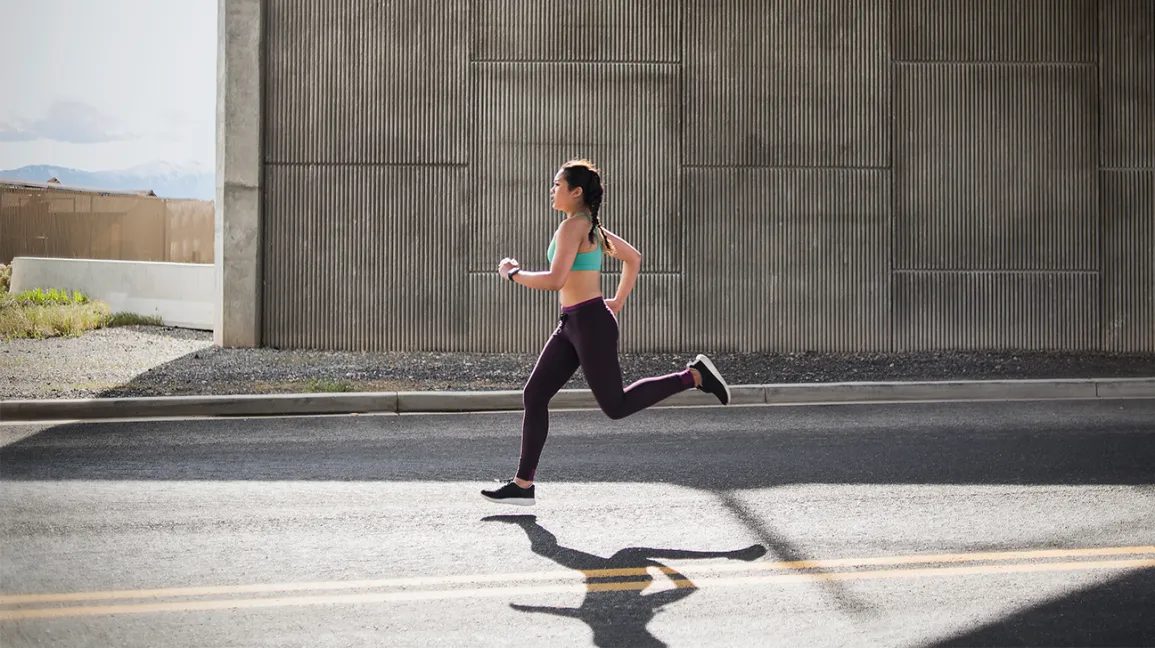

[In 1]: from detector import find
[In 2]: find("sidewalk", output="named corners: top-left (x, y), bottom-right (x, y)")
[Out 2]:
top-left (2, 326), bottom-right (1153, 421)
top-left (4, 377), bottom-right (1154, 422)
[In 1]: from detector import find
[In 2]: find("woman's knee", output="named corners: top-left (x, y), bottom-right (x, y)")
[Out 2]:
top-left (598, 397), bottom-right (629, 420)
top-left (523, 383), bottom-right (552, 411)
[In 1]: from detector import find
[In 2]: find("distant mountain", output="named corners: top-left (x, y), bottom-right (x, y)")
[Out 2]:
top-left (0, 162), bottom-right (214, 200)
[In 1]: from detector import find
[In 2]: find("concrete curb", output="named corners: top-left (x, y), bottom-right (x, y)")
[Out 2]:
top-left (2, 378), bottom-right (1153, 422)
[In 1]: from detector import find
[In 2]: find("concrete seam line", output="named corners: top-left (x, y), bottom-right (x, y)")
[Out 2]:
top-left (1092, 377), bottom-right (1155, 398)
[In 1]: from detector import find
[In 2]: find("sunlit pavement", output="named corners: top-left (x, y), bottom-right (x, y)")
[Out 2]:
top-left (3, 399), bottom-right (1154, 647)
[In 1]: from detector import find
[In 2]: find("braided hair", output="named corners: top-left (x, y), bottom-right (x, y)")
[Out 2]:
top-left (561, 159), bottom-right (615, 253)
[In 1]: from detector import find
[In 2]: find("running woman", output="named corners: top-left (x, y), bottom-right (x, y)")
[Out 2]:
top-left (482, 159), bottom-right (730, 506)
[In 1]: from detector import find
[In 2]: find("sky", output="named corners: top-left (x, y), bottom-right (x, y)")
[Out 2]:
top-left (0, 0), bottom-right (217, 173)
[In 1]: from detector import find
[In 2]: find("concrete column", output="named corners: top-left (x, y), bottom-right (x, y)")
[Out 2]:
top-left (214, 0), bottom-right (262, 347)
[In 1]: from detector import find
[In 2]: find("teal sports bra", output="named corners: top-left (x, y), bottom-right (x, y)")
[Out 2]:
top-left (546, 216), bottom-right (603, 271)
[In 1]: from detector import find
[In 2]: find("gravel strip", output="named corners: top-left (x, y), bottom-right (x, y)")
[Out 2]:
top-left (2, 326), bottom-right (1154, 400)
top-left (2, 327), bottom-right (212, 400)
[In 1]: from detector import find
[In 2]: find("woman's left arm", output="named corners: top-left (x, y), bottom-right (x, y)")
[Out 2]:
top-left (601, 228), bottom-right (642, 306)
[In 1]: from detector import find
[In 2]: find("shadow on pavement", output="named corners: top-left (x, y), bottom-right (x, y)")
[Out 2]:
top-left (714, 489), bottom-right (873, 618)
top-left (482, 514), bottom-right (766, 648)
top-left (928, 567), bottom-right (1155, 648)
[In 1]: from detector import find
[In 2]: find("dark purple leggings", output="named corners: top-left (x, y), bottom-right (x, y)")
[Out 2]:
top-left (517, 297), bottom-right (695, 481)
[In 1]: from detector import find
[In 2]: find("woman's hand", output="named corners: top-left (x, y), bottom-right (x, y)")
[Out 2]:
top-left (604, 298), bottom-right (623, 314)
top-left (498, 258), bottom-right (520, 279)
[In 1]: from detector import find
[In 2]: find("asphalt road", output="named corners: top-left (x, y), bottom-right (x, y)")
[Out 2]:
top-left (2, 399), bottom-right (1154, 648)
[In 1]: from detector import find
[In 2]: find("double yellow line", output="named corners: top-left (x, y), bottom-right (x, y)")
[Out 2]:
top-left (3, 545), bottom-right (1153, 621)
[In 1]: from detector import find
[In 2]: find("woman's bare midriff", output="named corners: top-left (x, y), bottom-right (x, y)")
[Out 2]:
top-left (559, 270), bottom-right (603, 307)
top-left (555, 225), bottom-right (605, 307)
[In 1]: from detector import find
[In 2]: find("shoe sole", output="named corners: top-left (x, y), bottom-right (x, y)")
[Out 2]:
top-left (481, 494), bottom-right (536, 506)
top-left (695, 354), bottom-right (731, 405)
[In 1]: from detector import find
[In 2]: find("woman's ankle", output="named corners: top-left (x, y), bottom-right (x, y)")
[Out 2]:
top-left (514, 477), bottom-right (533, 488)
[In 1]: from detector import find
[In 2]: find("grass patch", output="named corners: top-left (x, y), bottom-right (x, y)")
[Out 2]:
top-left (0, 299), bottom-right (112, 340)
top-left (0, 287), bottom-right (165, 340)
top-left (304, 378), bottom-right (355, 393)
top-left (106, 312), bottom-right (165, 327)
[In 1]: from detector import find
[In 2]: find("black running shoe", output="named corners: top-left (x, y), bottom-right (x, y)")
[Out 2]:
top-left (687, 353), bottom-right (731, 405)
top-left (481, 480), bottom-right (536, 506)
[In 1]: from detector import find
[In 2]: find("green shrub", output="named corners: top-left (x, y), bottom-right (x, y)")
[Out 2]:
top-left (12, 287), bottom-right (89, 306)
top-left (0, 264), bottom-right (10, 294)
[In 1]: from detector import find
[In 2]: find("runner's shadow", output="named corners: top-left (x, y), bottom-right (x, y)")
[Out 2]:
top-left (483, 514), bottom-right (766, 648)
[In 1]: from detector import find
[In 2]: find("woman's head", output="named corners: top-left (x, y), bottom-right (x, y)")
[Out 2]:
top-left (550, 158), bottom-right (613, 251)
top-left (550, 159), bottom-right (603, 217)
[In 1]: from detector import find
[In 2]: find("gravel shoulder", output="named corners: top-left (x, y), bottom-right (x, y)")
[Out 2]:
top-left (2, 326), bottom-right (1154, 400)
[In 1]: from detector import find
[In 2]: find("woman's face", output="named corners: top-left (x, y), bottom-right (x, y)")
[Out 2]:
top-left (550, 170), bottom-right (582, 213)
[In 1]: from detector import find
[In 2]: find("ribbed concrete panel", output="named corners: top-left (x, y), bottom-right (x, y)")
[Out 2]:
top-left (683, 168), bottom-right (890, 353)
top-left (246, 1), bottom-right (1155, 355)
top-left (894, 272), bottom-right (1099, 351)
top-left (473, 0), bottom-right (677, 62)
top-left (681, 169), bottom-right (774, 352)
top-left (777, 171), bottom-right (891, 352)
top-left (895, 64), bottom-right (1098, 270)
top-left (1102, 171), bottom-right (1155, 352)
top-left (263, 166), bottom-right (465, 351)
top-left (1101, 0), bottom-right (1155, 169)
top-left (264, 0), bottom-right (467, 163)
top-left (894, 0), bottom-right (1097, 62)
top-left (683, 0), bottom-right (889, 167)
top-left (599, 273), bottom-right (681, 353)
top-left (466, 273), bottom-right (564, 354)
top-left (470, 63), bottom-right (679, 273)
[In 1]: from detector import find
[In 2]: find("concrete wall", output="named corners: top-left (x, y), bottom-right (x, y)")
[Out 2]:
top-left (214, 0), bottom-right (262, 347)
top-left (10, 257), bottom-right (214, 331)
top-left (220, 0), bottom-right (1154, 353)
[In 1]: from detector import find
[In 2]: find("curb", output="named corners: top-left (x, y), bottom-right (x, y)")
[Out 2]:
top-left (2, 378), bottom-right (1154, 422)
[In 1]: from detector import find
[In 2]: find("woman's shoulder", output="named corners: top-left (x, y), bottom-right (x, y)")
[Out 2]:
top-left (557, 215), bottom-right (590, 233)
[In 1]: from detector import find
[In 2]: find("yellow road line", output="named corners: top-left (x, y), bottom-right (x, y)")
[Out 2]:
top-left (2, 557), bottom-right (1153, 621)
top-left (700, 558), bottom-right (1155, 587)
top-left (2, 545), bottom-right (1152, 606)
top-left (767, 545), bottom-right (1155, 570)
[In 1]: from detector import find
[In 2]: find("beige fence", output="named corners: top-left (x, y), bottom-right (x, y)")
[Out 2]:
top-left (0, 184), bottom-right (214, 265)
